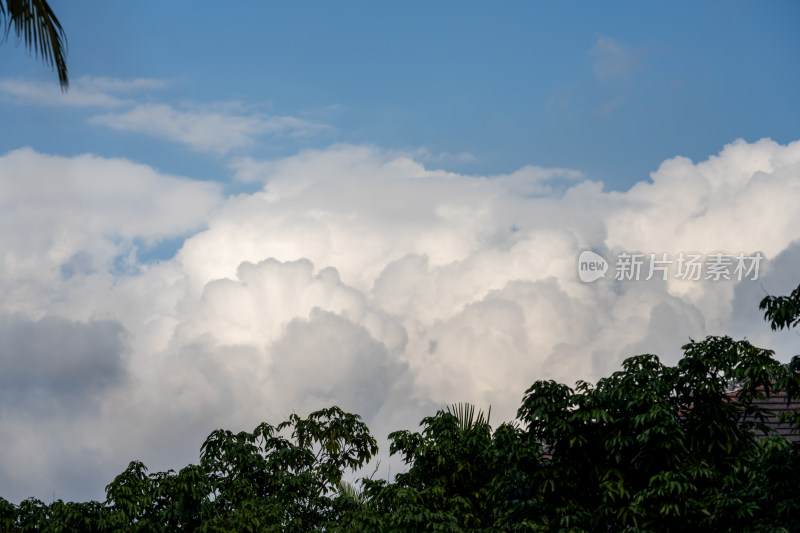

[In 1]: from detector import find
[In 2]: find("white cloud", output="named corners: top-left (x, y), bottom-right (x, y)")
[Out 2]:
top-left (90, 104), bottom-right (330, 154)
top-left (1, 138), bottom-right (800, 502)
top-left (227, 156), bottom-right (274, 183)
top-left (76, 76), bottom-right (168, 93)
top-left (0, 79), bottom-right (126, 107)
top-left (0, 147), bottom-right (222, 318)
top-left (0, 76), bottom-right (326, 155)
top-left (393, 147), bottom-right (478, 165)
top-left (0, 76), bottom-right (166, 107)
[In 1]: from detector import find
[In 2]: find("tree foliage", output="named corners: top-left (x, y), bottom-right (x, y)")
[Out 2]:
top-left (2, 283), bottom-right (800, 531)
top-left (760, 283), bottom-right (800, 332)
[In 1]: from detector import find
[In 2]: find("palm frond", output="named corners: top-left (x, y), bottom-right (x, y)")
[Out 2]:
top-left (447, 402), bottom-right (491, 432)
top-left (1, 0), bottom-right (68, 90)
top-left (337, 479), bottom-right (367, 505)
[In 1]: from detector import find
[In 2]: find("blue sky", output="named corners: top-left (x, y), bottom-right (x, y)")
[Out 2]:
top-left (2, 1), bottom-right (798, 188)
top-left (1, 1), bottom-right (800, 502)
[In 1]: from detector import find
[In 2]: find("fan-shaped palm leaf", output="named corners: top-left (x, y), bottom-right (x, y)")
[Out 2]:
top-left (338, 479), bottom-right (368, 505)
top-left (447, 402), bottom-right (491, 432)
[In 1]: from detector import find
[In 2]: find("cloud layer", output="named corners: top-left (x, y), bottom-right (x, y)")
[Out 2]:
top-left (90, 104), bottom-right (329, 154)
top-left (0, 76), bottom-right (166, 107)
top-left (1, 138), bottom-right (799, 502)
top-left (0, 76), bottom-right (330, 155)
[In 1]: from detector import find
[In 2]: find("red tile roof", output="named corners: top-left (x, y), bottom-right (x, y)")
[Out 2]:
top-left (735, 388), bottom-right (800, 442)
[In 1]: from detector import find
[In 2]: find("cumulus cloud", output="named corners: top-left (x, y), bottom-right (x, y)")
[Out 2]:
top-left (0, 147), bottom-right (222, 317)
top-left (270, 308), bottom-right (408, 421)
top-left (0, 315), bottom-right (126, 414)
top-left (90, 104), bottom-right (330, 154)
top-left (0, 315), bottom-right (127, 501)
top-left (1, 138), bottom-right (799, 502)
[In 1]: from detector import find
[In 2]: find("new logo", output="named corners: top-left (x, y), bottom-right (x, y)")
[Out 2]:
top-left (578, 250), bottom-right (608, 282)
